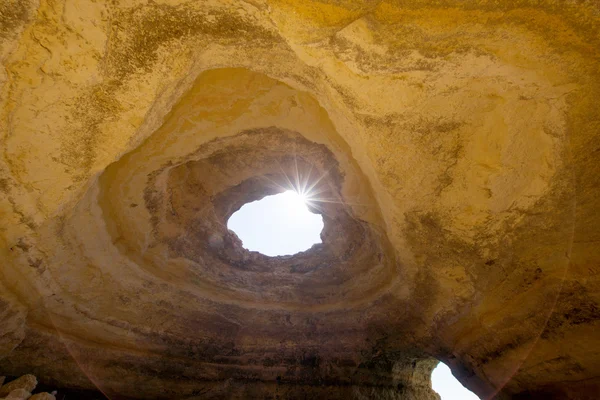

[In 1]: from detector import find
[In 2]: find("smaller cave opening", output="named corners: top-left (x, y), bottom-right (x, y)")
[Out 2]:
top-left (227, 190), bottom-right (324, 257)
top-left (431, 361), bottom-right (480, 400)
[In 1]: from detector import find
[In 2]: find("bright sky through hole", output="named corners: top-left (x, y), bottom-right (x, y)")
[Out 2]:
top-left (431, 362), bottom-right (480, 400)
top-left (227, 191), bottom-right (324, 256)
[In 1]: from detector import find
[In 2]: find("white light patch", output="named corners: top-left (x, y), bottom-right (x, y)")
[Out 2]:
top-left (227, 191), bottom-right (324, 257)
top-left (431, 362), bottom-right (480, 400)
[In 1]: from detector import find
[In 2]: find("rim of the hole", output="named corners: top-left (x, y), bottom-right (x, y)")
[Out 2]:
top-left (226, 190), bottom-right (325, 257)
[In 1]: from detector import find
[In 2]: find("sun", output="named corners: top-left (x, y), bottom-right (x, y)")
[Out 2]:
top-left (280, 190), bottom-right (311, 218)
top-left (287, 190), bottom-right (308, 206)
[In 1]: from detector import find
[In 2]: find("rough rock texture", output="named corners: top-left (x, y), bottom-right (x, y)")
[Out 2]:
top-left (5, 389), bottom-right (31, 400)
top-left (27, 394), bottom-right (55, 400)
top-left (0, 376), bottom-right (36, 398)
top-left (0, 374), bottom-right (54, 400)
top-left (0, 0), bottom-right (599, 399)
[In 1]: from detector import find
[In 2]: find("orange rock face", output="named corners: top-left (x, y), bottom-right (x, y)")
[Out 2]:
top-left (0, 1), bottom-right (599, 399)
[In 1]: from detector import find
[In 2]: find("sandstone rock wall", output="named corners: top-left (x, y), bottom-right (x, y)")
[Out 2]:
top-left (1, 1), bottom-right (599, 399)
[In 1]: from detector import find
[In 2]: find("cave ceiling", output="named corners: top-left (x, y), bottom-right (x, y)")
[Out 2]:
top-left (0, 1), bottom-right (599, 399)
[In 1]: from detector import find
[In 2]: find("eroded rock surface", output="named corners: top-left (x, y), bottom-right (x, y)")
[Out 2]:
top-left (1, 1), bottom-right (599, 399)
top-left (0, 374), bottom-right (54, 400)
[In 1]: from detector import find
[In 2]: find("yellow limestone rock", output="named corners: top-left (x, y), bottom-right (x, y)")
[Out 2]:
top-left (28, 394), bottom-right (56, 400)
top-left (0, 376), bottom-right (36, 398)
top-left (4, 389), bottom-right (30, 400)
top-left (0, 0), bottom-right (599, 399)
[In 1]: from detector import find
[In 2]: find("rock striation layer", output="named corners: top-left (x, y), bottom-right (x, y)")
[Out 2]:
top-left (1, 1), bottom-right (599, 399)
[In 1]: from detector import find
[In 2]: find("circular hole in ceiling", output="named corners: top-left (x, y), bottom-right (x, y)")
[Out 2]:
top-left (227, 190), bottom-right (324, 257)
